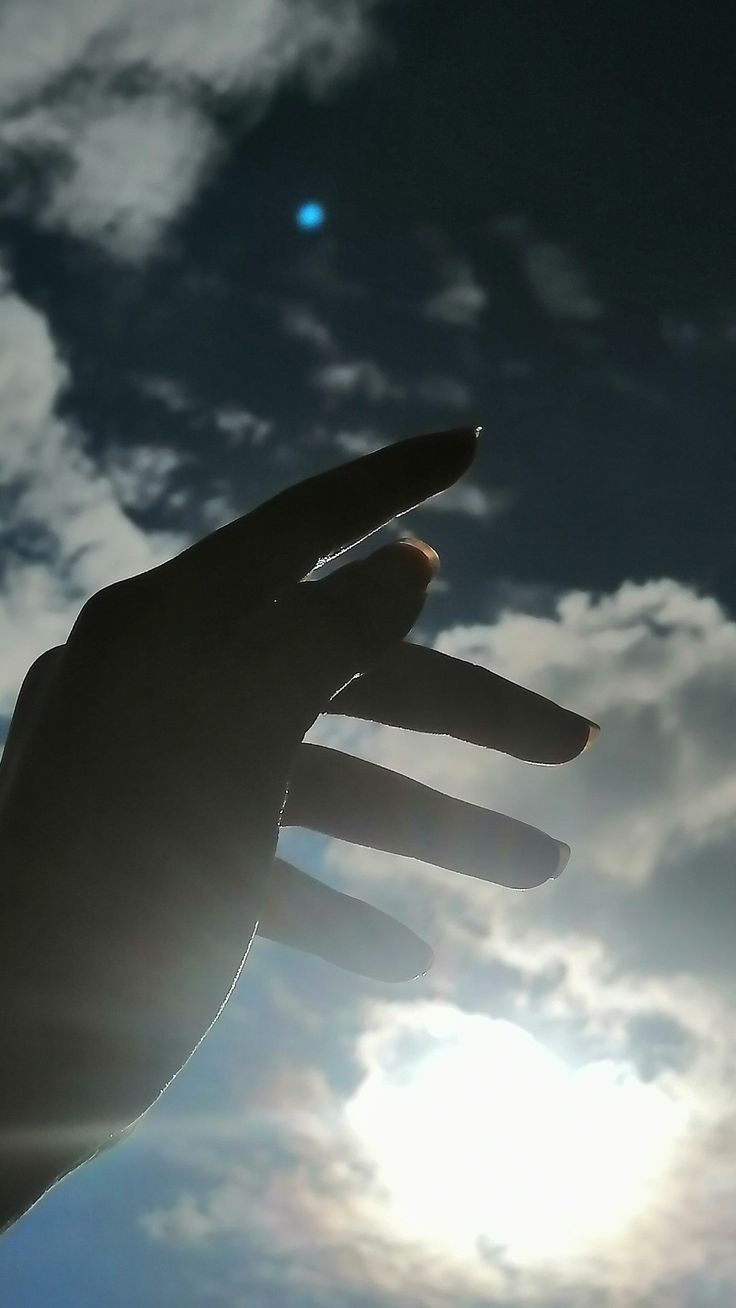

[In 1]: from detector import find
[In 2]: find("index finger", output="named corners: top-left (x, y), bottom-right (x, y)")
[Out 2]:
top-left (164, 426), bottom-right (479, 596)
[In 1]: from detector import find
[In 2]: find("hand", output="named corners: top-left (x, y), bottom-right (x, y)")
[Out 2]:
top-left (0, 427), bottom-right (596, 1230)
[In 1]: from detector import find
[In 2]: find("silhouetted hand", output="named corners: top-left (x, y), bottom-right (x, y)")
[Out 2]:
top-left (0, 427), bottom-right (597, 1231)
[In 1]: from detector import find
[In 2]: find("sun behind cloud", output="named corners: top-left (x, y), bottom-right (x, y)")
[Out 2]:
top-left (345, 1001), bottom-right (691, 1266)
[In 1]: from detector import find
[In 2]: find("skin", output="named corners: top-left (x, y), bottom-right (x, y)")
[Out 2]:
top-left (0, 426), bottom-right (597, 1233)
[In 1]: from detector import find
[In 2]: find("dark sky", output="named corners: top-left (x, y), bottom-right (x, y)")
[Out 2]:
top-left (1, 3), bottom-right (735, 1306)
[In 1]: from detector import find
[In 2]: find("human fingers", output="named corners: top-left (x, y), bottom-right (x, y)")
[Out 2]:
top-left (160, 426), bottom-right (478, 600)
top-left (257, 857), bottom-right (433, 981)
top-left (283, 744), bottom-right (570, 889)
top-left (328, 641), bottom-right (599, 764)
top-left (260, 539), bottom-right (439, 737)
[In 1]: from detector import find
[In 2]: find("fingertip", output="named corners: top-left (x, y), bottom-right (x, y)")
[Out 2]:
top-left (414, 941), bottom-right (435, 979)
top-left (549, 716), bottom-right (601, 764)
top-left (397, 536), bottom-right (440, 579)
top-left (551, 841), bottom-right (571, 879)
top-left (415, 425), bottom-right (480, 481)
top-left (447, 424), bottom-right (482, 473)
top-left (582, 721), bottom-right (601, 752)
top-left (381, 933), bottom-right (434, 983)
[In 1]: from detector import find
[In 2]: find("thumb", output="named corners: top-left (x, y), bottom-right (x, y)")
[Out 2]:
top-left (282, 537), bottom-right (440, 722)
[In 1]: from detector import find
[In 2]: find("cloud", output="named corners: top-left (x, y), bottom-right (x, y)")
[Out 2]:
top-left (424, 258), bottom-right (488, 327)
top-left (490, 217), bottom-right (603, 322)
top-left (523, 242), bottom-right (603, 321)
top-left (333, 428), bottom-right (385, 456)
top-left (2, 91), bottom-right (221, 262)
top-left (313, 359), bottom-right (472, 412)
top-left (311, 358), bottom-right (405, 403)
top-left (199, 489), bottom-right (240, 528)
top-left (140, 980), bottom-right (733, 1306)
top-left (281, 304), bottom-right (337, 355)
top-left (136, 375), bottom-right (196, 414)
top-left (135, 373), bottom-right (273, 445)
top-left (215, 408), bottom-right (273, 445)
top-left (0, 264), bottom-right (185, 716)
top-left (0, 0), bottom-right (382, 261)
top-left (102, 443), bottom-right (187, 511)
top-left (419, 481), bottom-right (511, 520)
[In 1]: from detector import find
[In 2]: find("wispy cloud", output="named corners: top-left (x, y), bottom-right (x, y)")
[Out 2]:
top-left (136, 375), bottom-right (196, 414)
top-left (102, 443), bottom-right (187, 511)
top-left (333, 429), bottom-right (385, 456)
top-left (424, 259), bottom-right (488, 327)
top-left (418, 228), bottom-right (488, 328)
top-left (312, 358), bottom-right (405, 403)
top-left (312, 362), bottom-right (472, 413)
top-left (281, 303), bottom-right (338, 356)
top-left (0, 0), bottom-right (382, 261)
top-left (491, 216), bottom-right (603, 322)
top-left (523, 242), bottom-right (603, 322)
top-left (420, 481), bottom-right (511, 520)
top-left (214, 408), bottom-right (273, 445)
top-left (136, 373), bottom-right (273, 445)
top-left (0, 263), bottom-right (185, 714)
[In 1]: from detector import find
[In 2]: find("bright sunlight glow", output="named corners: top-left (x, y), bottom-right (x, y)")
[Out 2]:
top-left (345, 1003), bottom-right (690, 1265)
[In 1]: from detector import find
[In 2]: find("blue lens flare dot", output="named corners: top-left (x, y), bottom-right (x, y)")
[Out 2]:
top-left (296, 200), bottom-right (325, 231)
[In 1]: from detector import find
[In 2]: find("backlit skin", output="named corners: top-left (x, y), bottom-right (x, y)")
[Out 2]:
top-left (0, 427), bottom-right (598, 1233)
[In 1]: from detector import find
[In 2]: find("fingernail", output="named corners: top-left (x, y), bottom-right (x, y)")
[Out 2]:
top-left (552, 842), bottom-right (571, 879)
top-left (378, 931), bottom-right (434, 983)
top-left (583, 722), bottom-right (600, 751)
top-left (398, 536), bottom-right (440, 578)
top-left (408, 938), bottom-right (435, 980)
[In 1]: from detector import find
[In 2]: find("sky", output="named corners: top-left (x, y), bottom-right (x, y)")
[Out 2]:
top-left (1, 1), bottom-right (735, 1304)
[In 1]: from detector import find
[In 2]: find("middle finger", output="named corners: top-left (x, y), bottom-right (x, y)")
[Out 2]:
top-left (328, 640), bottom-right (598, 764)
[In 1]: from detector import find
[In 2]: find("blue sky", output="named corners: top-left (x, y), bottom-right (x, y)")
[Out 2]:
top-left (1, 2), bottom-right (735, 1305)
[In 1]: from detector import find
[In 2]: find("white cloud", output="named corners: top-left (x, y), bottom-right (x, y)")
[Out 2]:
top-left (0, 0), bottom-right (382, 260)
top-left (490, 218), bottom-right (603, 322)
top-left (334, 428), bottom-right (385, 456)
top-left (199, 490), bottom-right (239, 528)
top-left (0, 266), bottom-right (185, 716)
top-left (424, 258), bottom-right (487, 327)
top-left (139, 977), bottom-right (733, 1306)
top-left (312, 358), bottom-right (405, 403)
top-left (135, 374), bottom-right (273, 445)
top-left (313, 359), bottom-right (472, 412)
top-left (523, 242), bottom-right (603, 321)
top-left (214, 407), bottom-right (273, 445)
top-left (2, 91), bottom-right (220, 262)
top-left (103, 443), bottom-right (187, 511)
top-left (136, 375), bottom-right (195, 414)
top-left (281, 303), bottom-right (337, 355)
top-left (420, 481), bottom-right (511, 520)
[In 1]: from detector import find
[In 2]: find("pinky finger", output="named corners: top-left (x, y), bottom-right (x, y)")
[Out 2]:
top-left (257, 857), bottom-right (434, 983)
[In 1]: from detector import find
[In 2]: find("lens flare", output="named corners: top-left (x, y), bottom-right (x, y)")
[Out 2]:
top-left (296, 201), bottom-right (325, 230)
